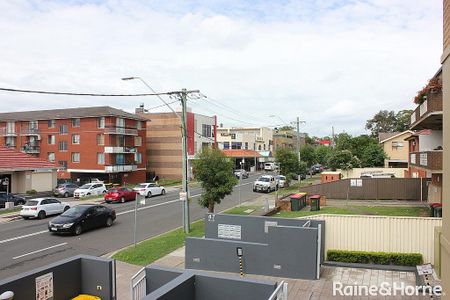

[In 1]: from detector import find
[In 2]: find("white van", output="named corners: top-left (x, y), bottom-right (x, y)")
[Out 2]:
top-left (264, 163), bottom-right (275, 171)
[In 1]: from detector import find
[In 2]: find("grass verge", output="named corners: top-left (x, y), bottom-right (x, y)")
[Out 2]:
top-left (0, 207), bottom-right (21, 215)
top-left (113, 220), bottom-right (205, 266)
top-left (223, 205), bottom-right (261, 215)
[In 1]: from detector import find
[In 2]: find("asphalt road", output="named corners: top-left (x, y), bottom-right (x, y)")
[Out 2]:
top-left (0, 173), bottom-right (267, 280)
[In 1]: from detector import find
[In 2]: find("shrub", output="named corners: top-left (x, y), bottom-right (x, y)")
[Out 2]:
top-left (327, 250), bottom-right (423, 266)
top-left (26, 189), bottom-right (37, 195)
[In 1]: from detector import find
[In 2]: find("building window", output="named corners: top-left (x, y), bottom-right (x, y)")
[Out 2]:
top-left (48, 152), bottom-right (55, 162)
top-left (97, 134), bottom-right (105, 145)
top-left (29, 121), bottom-right (38, 130)
top-left (5, 136), bottom-right (15, 147)
top-left (116, 154), bottom-right (125, 165)
top-left (231, 133), bottom-right (236, 140)
top-left (59, 124), bottom-right (68, 134)
top-left (135, 136), bottom-right (142, 147)
top-left (58, 160), bottom-right (67, 169)
top-left (48, 135), bottom-right (56, 145)
top-left (6, 121), bottom-right (15, 134)
top-left (258, 145), bottom-right (262, 150)
top-left (223, 142), bottom-right (230, 149)
top-left (116, 118), bottom-right (125, 128)
top-left (135, 152), bottom-right (142, 164)
top-left (136, 120), bottom-right (142, 130)
top-left (58, 141), bottom-right (68, 151)
top-left (263, 144), bottom-right (266, 150)
top-left (245, 142), bottom-right (248, 150)
top-left (392, 141), bottom-right (403, 149)
top-left (72, 152), bottom-right (80, 163)
top-left (48, 120), bottom-right (55, 128)
top-left (253, 143), bottom-right (256, 150)
top-left (97, 153), bottom-right (105, 165)
top-left (231, 142), bottom-right (242, 149)
top-left (72, 134), bottom-right (80, 144)
top-left (202, 124), bottom-right (212, 138)
top-left (98, 117), bottom-right (105, 129)
top-left (72, 118), bottom-right (80, 127)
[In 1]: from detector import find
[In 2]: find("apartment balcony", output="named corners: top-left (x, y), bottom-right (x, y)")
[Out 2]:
top-left (0, 128), bottom-right (17, 136)
top-left (104, 126), bottom-right (138, 136)
top-left (410, 91), bottom-right (443, 130)
top-left (104, 146), bottom-right (137, 154)
top-left (21, 145), bottom-right (40, 154)
top-left (20, 128), bottom-right (40, 136)
top-left (409, 150), bottom-right (442, 172)
top-left (105, 164), bottom-right (137, 173)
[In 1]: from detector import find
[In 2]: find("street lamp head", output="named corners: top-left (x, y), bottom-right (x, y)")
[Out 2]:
top-left (121, 77), bottom-right (137, 81)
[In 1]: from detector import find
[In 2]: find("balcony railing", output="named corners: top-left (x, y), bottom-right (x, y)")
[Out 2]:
top-left (410, 91), bottom-right (443, 130)
top-left (104, 146), bottom-right (137, 154)
top-left (21, 145), bottom-right (41, 154)
top-left (0, 128), bottom-right (17, 136)
top-left (105, 164), bottom-right (137, 173)
top-left (104, 127), bottom-right (138, 136)
top-left (20, 128), bottom-right (40, 135)
top-left (409, 150), bottom-right (442, 171)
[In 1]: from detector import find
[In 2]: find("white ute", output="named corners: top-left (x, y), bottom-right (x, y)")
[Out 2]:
top-left (253, 175), bottom-right (278, 193)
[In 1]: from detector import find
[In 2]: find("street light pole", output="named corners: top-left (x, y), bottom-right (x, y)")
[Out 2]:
top-left (180, 89), bottom-right (190, 233)
top-left (296, 117), bottom-right (301, 186)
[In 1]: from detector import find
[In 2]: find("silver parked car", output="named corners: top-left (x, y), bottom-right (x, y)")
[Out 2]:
top-left (53, 183), bottom-right (79, 198)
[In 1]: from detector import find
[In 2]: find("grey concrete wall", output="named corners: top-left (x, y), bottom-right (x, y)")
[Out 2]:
top-left (204, 213), bottom-right (325, 263)
top-left (143, 273), bottom-right (195, 300)
top-left (186, 223), bottom-right (320, 279)
top-left (142, 266), bottom-right (276, 300)
top-left (81, 256), bottom-right (115, 299)
top-left (145, 266), bottom-right (185, 294)
top-left (0, 255), bottom-right (114, 300)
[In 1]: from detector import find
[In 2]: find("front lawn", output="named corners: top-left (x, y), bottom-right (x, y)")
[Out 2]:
top-left (113, 220), bottom-right (205, 266)
top-left (0, 207), bottom-right (21, 215)
top-left (223, 206), bottom-right (260, 215)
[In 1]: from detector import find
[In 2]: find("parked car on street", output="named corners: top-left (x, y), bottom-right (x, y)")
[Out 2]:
top-left (104, 187), bottom-right (138, 203)
top-left (53, 183), bottom-right (79, 198)
top-left (275, 175), bottom-right (287, 188)
top-left (253, 175), bottom-right (278, 193)
top-left (133, 183), bottom-right (166, 198)
top-left (0, 193), bottom-right (26, 208)
top-left (73, 183), bottom-right (107, 199)
top-left (48, 204), bottom-right (116, 235)
top-left (234, 169), bottom-right (249, 179)
top-left (20, 198), bottom-right (70, 219)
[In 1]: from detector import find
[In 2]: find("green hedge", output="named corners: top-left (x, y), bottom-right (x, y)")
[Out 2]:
top-left (327, 250), bottom-right (423, 266)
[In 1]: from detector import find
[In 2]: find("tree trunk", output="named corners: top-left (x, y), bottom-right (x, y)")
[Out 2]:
top-left (208, 202), bottom-right (215, 213)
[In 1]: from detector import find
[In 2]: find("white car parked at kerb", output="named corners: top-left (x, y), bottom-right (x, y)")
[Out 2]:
top-left (73, 183), bottom-right (107, 199)
top-left (20, 198), bottom-right (70, 219)
top-left (275, 175), bottom-right (287, 188)
top-left (133, 183), bottom-right (166, 198)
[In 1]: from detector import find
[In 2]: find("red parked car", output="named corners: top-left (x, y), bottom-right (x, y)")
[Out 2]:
top-left (104, 187), bottom-right (137, 203)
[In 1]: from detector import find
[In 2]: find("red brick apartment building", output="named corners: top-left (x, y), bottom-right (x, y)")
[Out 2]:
top-left (405, 69), bottom-right (443, 203)
top-left (0, 106), bottom-right (147, 185)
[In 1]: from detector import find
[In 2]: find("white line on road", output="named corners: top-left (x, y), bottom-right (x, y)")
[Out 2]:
top-left (0, 230), bottom-right (48, 245)
top-left (13, 243), bottom-right (68, 260)
top-left (116, 196), bottom-right (198, 216)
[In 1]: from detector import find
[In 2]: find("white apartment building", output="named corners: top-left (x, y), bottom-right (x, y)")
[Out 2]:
top-left (216, 127), bottom-right (273, 152)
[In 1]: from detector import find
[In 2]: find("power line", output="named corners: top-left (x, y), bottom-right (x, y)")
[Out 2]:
top-left (0, 87), bottom-right (172, 97)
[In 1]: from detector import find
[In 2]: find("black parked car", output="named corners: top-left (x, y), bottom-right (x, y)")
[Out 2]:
top-left (0, 193), bottom-right (26, 208)
top-left (48, 204), bottom-right (116, 235)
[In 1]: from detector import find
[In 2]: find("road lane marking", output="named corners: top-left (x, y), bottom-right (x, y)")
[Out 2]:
top-left (0, 230), bottom-right (48, 245)
top-left (13, 243), bottom-right (68, 260)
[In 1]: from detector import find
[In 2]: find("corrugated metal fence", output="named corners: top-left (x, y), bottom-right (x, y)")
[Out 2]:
top-left (301, 214), bottom-right (442, 263)
top-left (300, 178), bottom-right (428, 200)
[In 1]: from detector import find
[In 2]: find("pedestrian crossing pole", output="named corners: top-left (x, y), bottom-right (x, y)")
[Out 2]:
top-left (237, 247), bottom-right (244, 277)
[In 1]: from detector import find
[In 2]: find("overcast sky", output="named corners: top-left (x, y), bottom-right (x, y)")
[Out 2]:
top-left (0, 0), bottom-right (443, 136)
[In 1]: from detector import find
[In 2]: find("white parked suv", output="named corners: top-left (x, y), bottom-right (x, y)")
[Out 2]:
top-left (20, 198), bottom-right (70, 219)
top-left (253, 175), bottom-right (278, 193)
top-left (73, 183), bottom-right (107, 199)
top-left (275, 175), bottom-right (287, 188)
top-left (133, 183), bottom-right (166, 198)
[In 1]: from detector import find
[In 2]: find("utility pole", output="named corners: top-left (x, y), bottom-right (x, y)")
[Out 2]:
top-left (296, 117), bottom-right (301, 186)
top-left (180, 89), bottom-right (190, 233)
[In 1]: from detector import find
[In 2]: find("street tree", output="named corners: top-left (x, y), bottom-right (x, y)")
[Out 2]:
top-left (360, 143), bottom-right (387, 167)
top-left (365, 110), bottom-right (397, 138)
top-left (315, 145), bottom-right (332, 166)
top-left (193, 148), bottom-right (238, 213)
top-left (395, 110), bottom-right (413, 132)
top-left (275, 147), bottom-right (300, 176)
top-left (300, 144), bottom-right (316, 167)
top-left (327, 150), bottom-right (361, 171)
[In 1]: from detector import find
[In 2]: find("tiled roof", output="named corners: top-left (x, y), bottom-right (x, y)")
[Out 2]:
top-left (0, 147), bottom-right (58, 171)
top-left (222, 149), bottom-right (261, 158)
top-left (0, 106), bottom-right (147, 121)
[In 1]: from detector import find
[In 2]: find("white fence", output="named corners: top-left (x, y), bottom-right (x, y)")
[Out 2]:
top-left (300, 214), bottom-right (442, 263)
